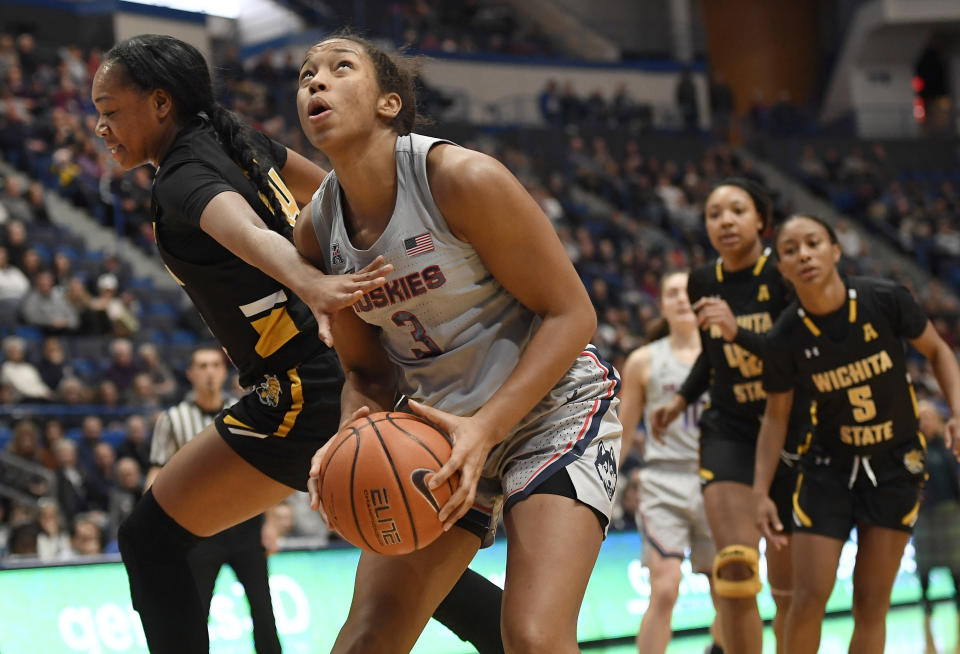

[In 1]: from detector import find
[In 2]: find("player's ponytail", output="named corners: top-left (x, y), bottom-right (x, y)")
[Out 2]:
top-left (103, 34), bottom-right (286, 232)
top-left (205, 102), bottom-right (286, 231)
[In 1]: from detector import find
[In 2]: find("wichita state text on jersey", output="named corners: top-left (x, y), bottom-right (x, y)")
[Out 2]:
top-left (687, 250), bottom-right (786, 420)
top-left (151, 117), bottom-right (323, 387)
top-left (764, 277), bottom-right (928, 457)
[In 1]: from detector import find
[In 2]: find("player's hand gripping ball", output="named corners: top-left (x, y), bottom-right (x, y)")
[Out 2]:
top-left (317, 411), bottom-right (460, 555)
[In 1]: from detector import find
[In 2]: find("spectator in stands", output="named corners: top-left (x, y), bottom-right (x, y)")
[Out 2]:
top-left (68, 514), bottom-right (104, 557)
top-left (0, 335), bottom-right (52, 401)
top-left (1, 219), bottom-right (28, 268)
top-left (57, 376), bottom-right (89, 412)
top-left (75, 414), bottom-right (104, 475)
top-left (53, 439), bottom-right (90, 527)
top-left (129, 372), bottom-right (160, 409)
top-left (137, 342), bottom-right (177, 403)
top-left (709, 71), bottom-right (734, 141)
top-left (609, 468), bottom-right (640, 532)
top-left (537, 78), bottom-right (562, 127)
top-left (834, 218), bottom-right (863, 258)
top-left (86, 441), bottom-right (116, 512)
top-left (64, 275), bottom-right (111, 335)
top-left (108, 457), bottom-right (142, 540)
top-left (21, 270), bottom-right (80, 333)
top-left (51, 251), bottom-right (72, 287)
top-left (4, 419), bottom-right (52, 497)
top-left (96, 379), bottom-right (121, 408)
top-left (0, 34), bottom-right (17, 78)
top-left (36, 336), bottom-right (69, 391)
top-left (102, 338), bottom-right (139, 393)
top-left (1, 176), bottom-right (31, 223)
top-left (40, 418), bottom-right (63, 470)
top-left (36, 498), bottom-right (70, 561)
top-left (115, 414), bottom-right (150, 472)
top-left (89, 273), bottom-right (139, 336)
top-left (6, 520), bottom-right (40, 558)
top-left (25, 180), bottom-right (49, 224)
top-left (675, 66), bottom-right (699, 132)
top-left (263, 501), bottom-right (295, 550)
top-left (0, 244), bottom-right (29, 303)
top-left (18, 247), bottom-right (42, 281)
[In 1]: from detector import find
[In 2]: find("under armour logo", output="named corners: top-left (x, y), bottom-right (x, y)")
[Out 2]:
top-left (804, 346), bottom-right (820, 359)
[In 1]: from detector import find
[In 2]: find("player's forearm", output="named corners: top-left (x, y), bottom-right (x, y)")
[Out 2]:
top-left (339, 373), bottom-right (396, 430)
top-left (753, 402), bottom-right (790, 496)
top-left (473, 309), bottom-right (595, 445)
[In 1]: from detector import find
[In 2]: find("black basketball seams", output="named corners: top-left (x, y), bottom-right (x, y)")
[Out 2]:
top-left (345, 429), bottom-right (377, 552)
top-left (370, 416), bottom-right (420, 550)
top-left (385, 413), bottom-right (456, 495)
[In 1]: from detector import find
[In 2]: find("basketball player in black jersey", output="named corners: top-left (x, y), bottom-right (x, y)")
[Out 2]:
top-left (652, 179), bottom-right (806, 654)
top-left (754, 214), bottom-right (960, 654)
top-left (91, 35), bottom-right (503, 654)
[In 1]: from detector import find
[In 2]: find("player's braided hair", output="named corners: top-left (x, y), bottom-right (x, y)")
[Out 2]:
top-left (102, 34), bottom-right (287, 231)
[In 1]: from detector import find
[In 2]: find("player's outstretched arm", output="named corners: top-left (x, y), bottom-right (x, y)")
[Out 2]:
top-left (199, 191), bottom-right (392, 345)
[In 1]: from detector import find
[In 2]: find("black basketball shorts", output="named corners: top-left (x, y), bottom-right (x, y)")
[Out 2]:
top-left (215, 349), bottom-right (344, 491)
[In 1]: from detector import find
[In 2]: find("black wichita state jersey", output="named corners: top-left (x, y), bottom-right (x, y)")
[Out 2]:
top-left (152, 117), bottom-right (324, 386)
top-left (764, 277), bottom-right (928, 459)
top-left (689, 249), bottom-right (789, 420)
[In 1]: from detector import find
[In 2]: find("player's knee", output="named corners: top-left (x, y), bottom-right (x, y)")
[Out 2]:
top-left (649, 575), bottom-right (681, 608)
top-left (851, 586), bottom-right (891, 623)
top-left (712, 545), bottom-right (762, 599)
top-left (502, 614), bottom-right (569, 654)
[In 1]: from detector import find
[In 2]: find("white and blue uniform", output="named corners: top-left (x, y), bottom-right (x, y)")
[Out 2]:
top-left (639, 338), bottom-right (714, 571)
top-left (310, 134), bottom-right (622, 544)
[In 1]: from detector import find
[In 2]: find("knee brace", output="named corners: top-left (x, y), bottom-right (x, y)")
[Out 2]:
top-left (712, 545), bottom-right (762, 599)
top-left (118, 489), bottom-right (207, 653)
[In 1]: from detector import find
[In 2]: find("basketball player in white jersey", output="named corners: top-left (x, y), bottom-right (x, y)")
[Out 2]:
top-left (293, 33), bottom-right (622, 653)
top-left (619, 271), bottom-right (723, 654)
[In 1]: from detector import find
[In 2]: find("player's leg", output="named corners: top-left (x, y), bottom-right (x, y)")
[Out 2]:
top-left (848, 524), bottom-right (911, 654)
top-left (767, 465), bottom-right (797, 654)
top-left (784, 532), bottom-right (843, 654)
top-left (119, 424), bottom-right (294, 654)
top-left (636, 547), bottom-right (683, 654)
top-left (186, 536), bottom-right (228, 616)
top-left (501, 491), bottom-right (604, 654)
top-left (331, 527), bottom-right (481, 654)
top-left (634, 470), bottom-right (693, 654)
top-left (433, 567), bottom-right (505, 654)
top-left (702, 481), bottom-right (763, 654)
top-left (765, 538), bottom-right (792, 654)
top-left (224, 520), bottom-right (282, 654)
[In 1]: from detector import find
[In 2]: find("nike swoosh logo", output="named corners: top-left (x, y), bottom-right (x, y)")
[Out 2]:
top-left (410, 468), bottom-right (441, 513)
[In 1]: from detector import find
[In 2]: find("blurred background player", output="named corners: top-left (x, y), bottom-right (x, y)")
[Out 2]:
top-left (147, 346), bottom-right (282, 654)
top-left (913, 400), bottom-right (960, 653)
top-left (652, 179), bottom-right (805, 654)
top-left (618, 269), bottom-right (723, 654)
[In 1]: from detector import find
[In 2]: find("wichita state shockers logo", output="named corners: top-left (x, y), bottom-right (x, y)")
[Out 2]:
top-left (256, 374), bottom-right (282, 407)
top-left (903, 448), bottom-right (924, 475)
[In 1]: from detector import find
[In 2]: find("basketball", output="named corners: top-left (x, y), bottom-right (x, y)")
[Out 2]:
top-left (317, 411), bottom-right (459, 555)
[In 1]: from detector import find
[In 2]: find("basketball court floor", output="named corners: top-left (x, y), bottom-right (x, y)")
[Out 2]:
top-left (589, 602), bottom-right (958, 653)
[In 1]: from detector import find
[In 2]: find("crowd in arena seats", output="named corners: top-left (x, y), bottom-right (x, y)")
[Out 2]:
top-left (793, 143), bottom-right (960, 295)
top-left (1, 29), bottom-right (959, 559)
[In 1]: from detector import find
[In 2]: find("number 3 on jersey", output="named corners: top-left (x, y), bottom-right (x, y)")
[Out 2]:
top-left (393, 311), bottom-right (442, 359)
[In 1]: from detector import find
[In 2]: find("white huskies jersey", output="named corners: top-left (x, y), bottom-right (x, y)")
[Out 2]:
top-left (310, 133), bottom-right (538, 416)
top-left (643, 337), bottom-right (707, 465)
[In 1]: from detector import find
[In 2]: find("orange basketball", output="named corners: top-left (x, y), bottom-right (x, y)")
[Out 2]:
top-left (317, 411), bottom-right (459, 555)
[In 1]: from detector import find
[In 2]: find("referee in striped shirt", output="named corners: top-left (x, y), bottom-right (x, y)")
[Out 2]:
top-left (147, 347), bottom-right (282, 653)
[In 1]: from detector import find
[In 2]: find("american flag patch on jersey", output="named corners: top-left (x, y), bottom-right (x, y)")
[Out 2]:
top-left (404, 233), bottom-right (435, 256)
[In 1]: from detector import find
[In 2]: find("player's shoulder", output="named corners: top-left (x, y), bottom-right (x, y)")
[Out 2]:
top-left (768, 298), bottom-right (803, 340)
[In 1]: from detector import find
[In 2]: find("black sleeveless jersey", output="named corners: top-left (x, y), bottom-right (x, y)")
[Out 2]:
top-left (151, 117), bottom-right (325, 386)
top-left (688, 248), bottom-right (809, 451)
top-left (764, 277), bottom-right (928, 459)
